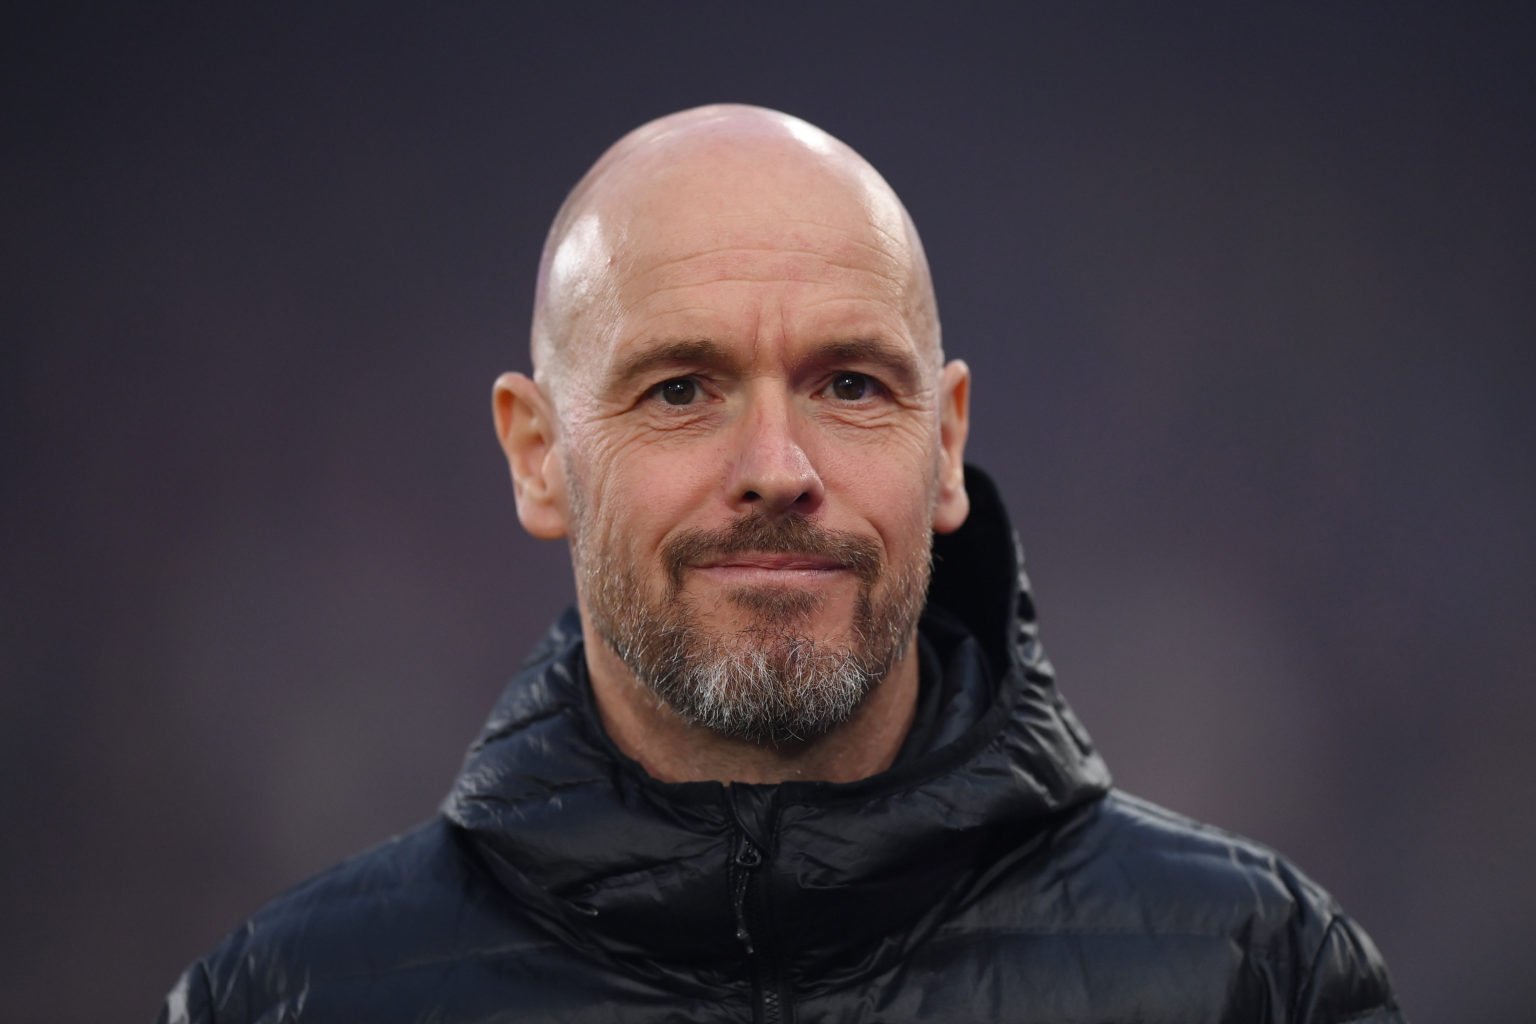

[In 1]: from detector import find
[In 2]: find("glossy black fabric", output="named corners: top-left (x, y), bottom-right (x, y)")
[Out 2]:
top-left (159, 468), bottom-right (1404, 1023)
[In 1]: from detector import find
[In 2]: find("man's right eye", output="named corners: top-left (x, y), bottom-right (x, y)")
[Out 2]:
top-left (654, 378), bottom-right (699, 406)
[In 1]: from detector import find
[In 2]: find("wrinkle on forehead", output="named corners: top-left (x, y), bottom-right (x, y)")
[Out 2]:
top-left (531, 106), bottom-right (940, 401)
top-left (617, 238), bottom-right (911, 300)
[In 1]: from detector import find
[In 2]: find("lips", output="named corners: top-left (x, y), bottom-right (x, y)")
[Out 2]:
top-left (691, 554), bottom-right (852, 590)
top-left (696, 553), bottom-right (847, 572)
top-left (662, 511), bottom-right (883, 589)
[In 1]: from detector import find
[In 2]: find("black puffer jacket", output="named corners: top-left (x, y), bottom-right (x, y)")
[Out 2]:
top-left (160, 468), bottom-right (1403, 1023)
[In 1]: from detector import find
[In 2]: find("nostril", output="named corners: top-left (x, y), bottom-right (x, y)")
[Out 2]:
top-left (743, 490), bottom-right (761, 502)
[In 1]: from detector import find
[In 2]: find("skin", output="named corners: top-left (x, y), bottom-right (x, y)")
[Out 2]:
top-left (493, 105), bottom-right (971, 784)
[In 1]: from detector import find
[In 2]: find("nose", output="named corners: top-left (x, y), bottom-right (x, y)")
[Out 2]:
top-left (728, 389), bottom-right (824, 515)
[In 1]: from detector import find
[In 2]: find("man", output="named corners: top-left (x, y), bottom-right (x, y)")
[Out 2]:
top-left (160, 105), bottom-right (1403, 1023)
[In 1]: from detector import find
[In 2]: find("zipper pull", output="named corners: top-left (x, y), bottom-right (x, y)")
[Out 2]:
top-left (732, 836), bottom-right (763, 954)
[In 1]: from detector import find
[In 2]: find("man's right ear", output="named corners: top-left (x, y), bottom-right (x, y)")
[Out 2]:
top-left (492, 372), bottom-right (569, 540)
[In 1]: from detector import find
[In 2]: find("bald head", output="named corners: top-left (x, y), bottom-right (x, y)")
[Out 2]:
top-left (493, 106), bottom-right (973, 764)
top-left (530, 105), bottom-right (940, 398)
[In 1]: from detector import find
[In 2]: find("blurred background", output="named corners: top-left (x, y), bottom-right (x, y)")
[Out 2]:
top-left (4, 3), bottom-right (1532, 1020)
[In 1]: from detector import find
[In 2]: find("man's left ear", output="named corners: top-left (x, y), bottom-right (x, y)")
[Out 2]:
top-left (932, 359), bottom-right (971, 534)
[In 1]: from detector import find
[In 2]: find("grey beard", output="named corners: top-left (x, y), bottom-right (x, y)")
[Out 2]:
top-left (578, 512), bottom-right (930, 745)
top-left (598, 575), bottom-right (881, 743)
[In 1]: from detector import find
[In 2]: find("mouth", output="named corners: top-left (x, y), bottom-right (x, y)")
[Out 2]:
top-left (699, 553), bottom-right (847, 571)
top-left (691, 553), bottom-right (850, 586)
top-left (662, 513), bottom-right (883, 591)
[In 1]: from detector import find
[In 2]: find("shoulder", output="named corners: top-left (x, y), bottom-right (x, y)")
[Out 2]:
top-left (1070, 790), bottom-right (1404, 1022)
top-left (1084, 791), bottom-right (1340, 927)
top-left (158, 818), bottom-right (564, 1024)
top-left (924, 790), bottom-right (1403, 1022)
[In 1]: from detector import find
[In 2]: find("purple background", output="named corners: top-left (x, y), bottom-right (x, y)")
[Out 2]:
top-left (5, 4), bottom-right (1532, 1021)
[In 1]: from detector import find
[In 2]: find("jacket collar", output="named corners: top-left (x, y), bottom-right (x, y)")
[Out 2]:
top-left (443, 465), bottom-right (1111, 983)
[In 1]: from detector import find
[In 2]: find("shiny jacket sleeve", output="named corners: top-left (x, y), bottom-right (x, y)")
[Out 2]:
top-left (156, 959), bottom-right (214, 1024)
top-left (1297, 913), bottom-right (1406, 1023)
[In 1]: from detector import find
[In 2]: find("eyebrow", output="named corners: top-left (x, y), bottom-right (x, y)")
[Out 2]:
top-left (811, 338), bottom-right (924, 393)
top-left (605, 335), bottom-right (925, 394)
top-left (607, 338), bottom-right (738, 393)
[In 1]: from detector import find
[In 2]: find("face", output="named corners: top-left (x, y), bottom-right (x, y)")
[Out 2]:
top-left (517, 139), bottom-right (969, 743)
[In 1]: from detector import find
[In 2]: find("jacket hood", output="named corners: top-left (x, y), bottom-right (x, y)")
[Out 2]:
top-left (443, 465), bottom-right (1111, 990)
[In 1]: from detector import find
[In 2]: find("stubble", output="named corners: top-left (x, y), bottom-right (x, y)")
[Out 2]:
top-left (571, 491), bottom-right (931, 744)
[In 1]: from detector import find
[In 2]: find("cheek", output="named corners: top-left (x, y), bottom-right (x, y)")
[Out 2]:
top-left (599, 425), bottom-right (732, 502)
top-left (880, 462), bottom-right (944, 566)
top-left (819, 424), bottom-right (941, 511)
top-left (567, 437), bottom-right (716, 557)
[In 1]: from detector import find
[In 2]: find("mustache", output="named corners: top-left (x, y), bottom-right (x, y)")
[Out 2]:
top-left (663, 513), bottom-right (882, 590)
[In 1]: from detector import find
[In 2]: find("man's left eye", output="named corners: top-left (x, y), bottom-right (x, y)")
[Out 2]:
top-left (826, 372), bottom-right (877, 401)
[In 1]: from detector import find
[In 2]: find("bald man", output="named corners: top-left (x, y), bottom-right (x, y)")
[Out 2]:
top-left (160, 106), bottom-right (1403, 1024)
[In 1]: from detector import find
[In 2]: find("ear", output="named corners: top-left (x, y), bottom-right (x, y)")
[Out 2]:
top-left (492, 372), bottom-right (569, 540)
top-left (931, 359), bottom-right (971, 534)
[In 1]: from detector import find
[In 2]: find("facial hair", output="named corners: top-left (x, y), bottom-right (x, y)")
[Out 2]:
top-left (573, 503), bottom-right (932, 745)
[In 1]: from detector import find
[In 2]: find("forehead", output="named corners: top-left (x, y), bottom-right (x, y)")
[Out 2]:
top-left (622, 219), bottom-right (908, 315)
top-left (606, 157), bottom-right (920, 350)
top-left (537, 125), bottom-right (939, 392)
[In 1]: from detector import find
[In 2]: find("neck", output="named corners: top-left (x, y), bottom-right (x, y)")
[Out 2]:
top-left (582, 631), bottom-right (921, 785)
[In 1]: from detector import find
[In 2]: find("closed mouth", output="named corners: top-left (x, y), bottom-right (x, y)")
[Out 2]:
top-left (696, 553), bottom-right (847, 572)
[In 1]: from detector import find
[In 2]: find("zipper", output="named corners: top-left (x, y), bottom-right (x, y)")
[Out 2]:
top-left (732, 834), bottom-right (762, 954)
top-left (729, 825), bottom-right (788, 1024)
